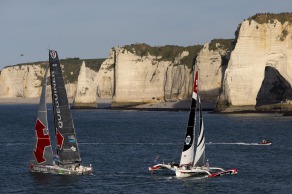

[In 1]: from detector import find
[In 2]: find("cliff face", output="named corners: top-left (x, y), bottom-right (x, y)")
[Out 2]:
top-left (3, 13), bottom-right (291, 111)
top-left (0, 44), bottom-right (228, 108)
top-left (112, 47), bottom-right (193, 106)
top-left (196, 42), bottom-right (230, 107)
top-left (0, 64), bottom-right (77, 98)
top-left (0, 65), bottom-right (44, 98)
top-left (73, 53), bottom-right (114, 108)
top-left (218, 16), bottom-right (292, 111)
top-left (73, 45), bottom-right (224, 108)
top-left (73, 61), bottom-right (98, 107)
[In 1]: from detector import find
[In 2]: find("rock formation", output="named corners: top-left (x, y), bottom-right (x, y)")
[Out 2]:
top-left (0, 43), bottom-right (228, 109)
top-left (1, 13), bottom-right (291, 112)
top-left (0, 63), bottom-right (77, 99)
top-left (256, 66), bottom-right (292, 110)
top-left (73, 61), bottom-right (98, 108)
top-left (0, 64), bottom-right (45, 98)
top-left (196, 40), bottom-right (232, 108)
top-left (111, 46), bottom-right (194, 106)
top-left (72, 53), bottom-right (114, 108)
top-left (217, 14), bottom-right (292, 112)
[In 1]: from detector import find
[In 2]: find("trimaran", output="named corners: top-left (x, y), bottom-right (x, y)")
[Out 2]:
top-left (30, 50), bottom-right (92, 175)
top-left (149, 71), bottom-right (237, 178)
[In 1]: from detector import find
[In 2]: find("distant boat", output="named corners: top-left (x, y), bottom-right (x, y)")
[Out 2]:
top-left (149, 70), bottom-right (237, 178)
top-left (258, 139), bottom-right (272, 145)
top-left (30, 50), bottom-right (92, 175)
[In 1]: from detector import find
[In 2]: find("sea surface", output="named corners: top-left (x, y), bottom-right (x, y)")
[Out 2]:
top-left (0, 104), bottom-right (291, 194)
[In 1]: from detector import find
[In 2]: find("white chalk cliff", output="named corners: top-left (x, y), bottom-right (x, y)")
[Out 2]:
top-left (0, 44), bottom-right (230, 108)
top-left (73, 56), bottom-right (114, 107)
top-left (0, 65), bottom-right (44, 98)
top-left (196, 43), bottom-right (228, 106)
top-left (1, 14), bottom-right (291, 112)
top-left (0, 64), bottom-right (76, 99)
top-left (112, 47), bottom-right (193, 106)
top-left (218, 18), bottom-right (292, 110)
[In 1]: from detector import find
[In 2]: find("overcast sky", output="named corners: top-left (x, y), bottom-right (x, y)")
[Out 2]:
top-left (0, 0), bottom-right (291, 69)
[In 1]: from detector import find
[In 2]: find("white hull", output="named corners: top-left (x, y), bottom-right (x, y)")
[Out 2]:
top-left (258, 143), bottom-right (272, 145)
top-left (149, 163), bottom-right (237, 178)
top-left (30, 163), bottom-right (93, 175)
top-left (176, 166), bottom-right (211, 178)
top-left (176, 166), bottom-right (238, 178)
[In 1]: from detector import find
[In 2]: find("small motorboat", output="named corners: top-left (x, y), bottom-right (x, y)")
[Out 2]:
top-left (258, 139), bottom-right (272, 145)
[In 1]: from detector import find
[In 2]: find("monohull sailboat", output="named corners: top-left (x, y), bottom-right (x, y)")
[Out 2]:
top-left (149, 71), bottom-right (237, 178)
top-left (30, 50), bottom-right (92, 175)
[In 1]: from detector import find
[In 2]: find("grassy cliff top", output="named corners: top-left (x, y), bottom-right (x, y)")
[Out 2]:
top-left (123, 43), bottom-right (203, 69)
top-left (59, 58), bottom-right (106, 83)
top-left (208, 39), bottom-right (234, 51)
top-left (8, 58), bottom-right (106, 84)
top-left (247, 12), bottom-right (292, 24)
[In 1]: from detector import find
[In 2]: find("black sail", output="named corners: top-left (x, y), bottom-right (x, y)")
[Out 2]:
top-left (49, 50), bottom-right (81, 165)
top-left (179, 71), bottom-right (198, 166)
top-left (183, 98), bottom-right (197, 151)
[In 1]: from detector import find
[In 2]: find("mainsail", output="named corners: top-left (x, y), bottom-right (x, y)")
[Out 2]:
top-left (32, 65), bottom-right (54, 165)
top-left (49, 50), bottom-right (81, 165)
top-left (179, 71), bottom-right (198, 166)
top-left (193, 96), bottom-right (205, 167)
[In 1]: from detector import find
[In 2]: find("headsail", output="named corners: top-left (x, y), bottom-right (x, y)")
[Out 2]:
top-left (32, 65), bottom-right (54, 165)
top-left (193, 96), bottom-right (205, 167)
top-left (49, 50), bottom-right (81, 165)
top-left (179, 71), bottom-right (198, 166)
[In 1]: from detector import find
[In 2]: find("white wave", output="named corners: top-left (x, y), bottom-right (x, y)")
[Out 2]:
top-left (79, 142), bottom-right (177, 145)
top-left (207, 142), bottom-right (266, 146)
top-left (3, 143), bottom-right (30, 146)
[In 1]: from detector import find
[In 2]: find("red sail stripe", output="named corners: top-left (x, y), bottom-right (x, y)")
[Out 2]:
top-left (33, 119), bottom-right (51, 163)
top-left (193, 71), bottom-right (198, 94)
top-left (56, 129), bottom-right (64, 149)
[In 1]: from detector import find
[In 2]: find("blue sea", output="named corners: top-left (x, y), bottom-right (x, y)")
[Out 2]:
top-left (0, 104), bottom-right (291, 193)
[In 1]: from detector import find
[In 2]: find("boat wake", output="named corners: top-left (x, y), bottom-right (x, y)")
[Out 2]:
top-left (2, 142), bottom-right (266, 146)
top-left (207, 142), bottom-right (267, 146)
top-left (79, 142), bottom-right (177, 145)
top-left (3, 143), bottom-right (30, 146)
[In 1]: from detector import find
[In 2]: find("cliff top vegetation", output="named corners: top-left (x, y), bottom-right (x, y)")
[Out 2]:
top-left (247, 12), bottom-right (292, 24)
top-left (123, 43), bottom-right (203, 69)
top-left (59, 58), bottom-right (106, 83)
top-left (10, 58), bottom-right (106, 84)
top-left (234, 13), bottom-right (292, 47)
top-left (208, 39), bottom-right (234, 52)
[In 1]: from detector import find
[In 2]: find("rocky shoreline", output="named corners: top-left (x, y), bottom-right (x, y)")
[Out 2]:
top-left (1, 97), bottom-right (291, 115)
top-left (0, 97), bottom-right (73, 104)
